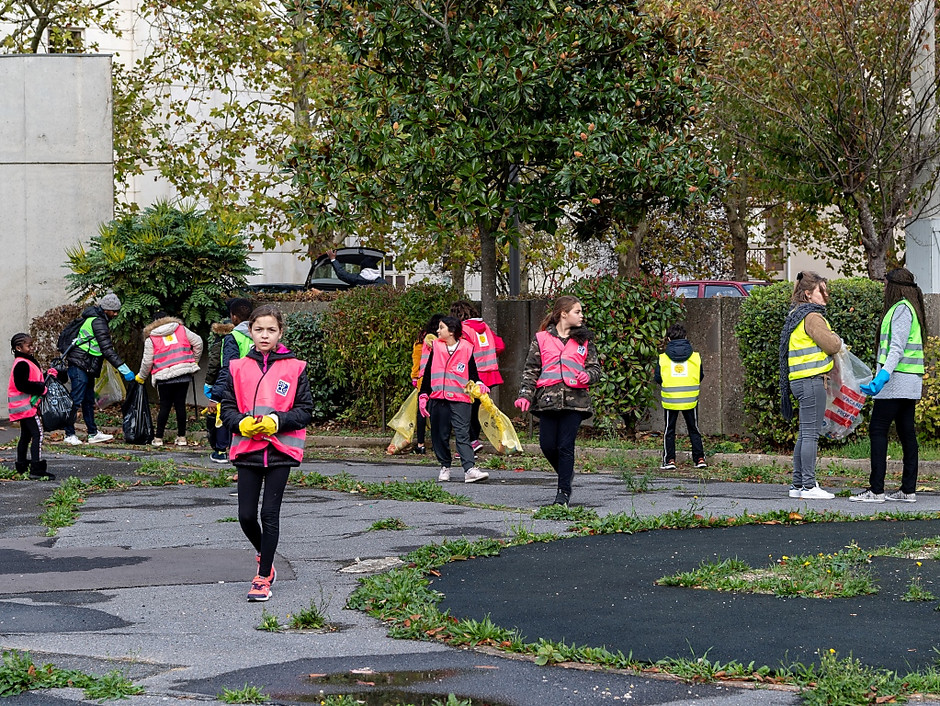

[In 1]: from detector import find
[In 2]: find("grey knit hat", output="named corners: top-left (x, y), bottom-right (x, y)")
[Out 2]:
top-left (98, 292), bottom-right (122, 311)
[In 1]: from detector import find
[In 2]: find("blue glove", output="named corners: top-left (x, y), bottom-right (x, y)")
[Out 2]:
top-left (117, 364), bottom-right (135, 381)
top-left (203, 384), bottom-right (212, 399)
top-left (860, 368), bottom-right (890, 396)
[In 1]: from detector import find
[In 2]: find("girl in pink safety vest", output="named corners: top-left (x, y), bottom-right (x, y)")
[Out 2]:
top-left (515, 296), bottom-right (600, 507)
top-left (410, 313), bottom-right (444, 455)
top-left (450, 300), bottom-right (505, 452)
top-left (219, 305), bottom-right (313, 603)
top-left (7, 333), bottom-right (55, 480)
top-left (418, 315), bottom-right (490, 484)
top-left (136, 314), bottom-right (204, 448)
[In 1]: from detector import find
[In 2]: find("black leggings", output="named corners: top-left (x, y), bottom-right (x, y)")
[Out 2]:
top-left (156, 380), bottom-right (189, 437)
top-left (538, 410), bottom-right (583, 495)
top-left (869, 398), bottom-right (919, 494)
top-left (237, 465), bottom-right (290, 579)
top-left (17, 416), bottom-right (43, 465)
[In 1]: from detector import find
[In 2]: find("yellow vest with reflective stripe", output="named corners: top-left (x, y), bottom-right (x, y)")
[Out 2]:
top-left (660, 352), bottom-right (701, 410)
top-left (787, 319), bottom-right (834, 381)
top-left (877, 300), bottom-right (924, 375)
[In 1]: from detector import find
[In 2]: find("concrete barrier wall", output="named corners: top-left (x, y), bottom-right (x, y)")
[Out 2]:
top-left (0, 55), bottom-right (113, 395)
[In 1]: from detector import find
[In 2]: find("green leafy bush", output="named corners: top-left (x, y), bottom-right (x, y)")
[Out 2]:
top-left (915, 336), bottom-right (940, 443)
top-left (64, 200), bottom-right (256, 340)
top-left (736, 277), bottom-right (883, 448)
top-left (282, 312), bottom-right (350, 422)
top-left (566, 274), bottom-right (682, 432)
top-left (322, 282), bottom-right (458, 420)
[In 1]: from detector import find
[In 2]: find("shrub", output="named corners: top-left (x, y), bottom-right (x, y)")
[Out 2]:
top-left (29, 303), bottom-right (84, 367)
top-left (736, 277), bottom-right (883, 448)
top-left (282, 312), bottom-right (350, 422)
top-left (915, 336), bottom-right (940, 443)
top-left (322, 282), bottom-right (458, 420)
top-left (64, 200), bottom-right (256, 341)
top-left (565, 274), bottom-right (682, 432)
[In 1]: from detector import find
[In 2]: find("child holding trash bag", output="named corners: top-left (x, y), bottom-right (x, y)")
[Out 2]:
top-left (514, 296), bottom-right (600, 507)
top-left (135, 313), bottom-right (203, 447)
top-left (851, 268), bottom-right (928, 504)
top-left (219, 305), bottom-right (313, 602)
top-left (418, 316), bottom-right (489, 484)
top-left (779, 272), bottom-right (844, 500)
top-left (8, 333), bottom-right (56, 480)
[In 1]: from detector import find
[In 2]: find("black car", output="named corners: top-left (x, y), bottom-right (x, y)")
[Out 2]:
top-left (246, 247), bottom-right (386, 294)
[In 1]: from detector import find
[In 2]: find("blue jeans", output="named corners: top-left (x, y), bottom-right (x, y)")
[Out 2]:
top-left (790, 376), bottom-right (826, 489)
top-left (65, 366), bottom-right (97, 436)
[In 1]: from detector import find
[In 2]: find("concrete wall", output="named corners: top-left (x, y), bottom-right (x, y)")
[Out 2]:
top-left (0, 55), bottom-right (113, 394)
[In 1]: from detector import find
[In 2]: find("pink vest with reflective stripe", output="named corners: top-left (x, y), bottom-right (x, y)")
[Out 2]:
top-left (418, 339), bottom-right (433, 379)
top-left (429, 339), bottom-right (473, 403)
top-left (150, 325), bottom-right (196, 374)
top-left (465, 322), bottom-right (499, 373)
top-left (8, 358), bottom-right (43, 421)
top-left (535, 331), bottom-right (589, 389)
top-left (228, 356), bottom-right (307, 463)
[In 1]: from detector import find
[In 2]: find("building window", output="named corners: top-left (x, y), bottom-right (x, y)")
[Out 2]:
top-left (47, 27), bottom-right (85, 53)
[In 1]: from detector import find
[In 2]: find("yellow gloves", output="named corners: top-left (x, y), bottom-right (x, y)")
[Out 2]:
top-left (134, 374), bottom-right (145, 384)
top-left (238, 415), bottom-right (279, 437)
top-left (239, 416), bottom-right (259, 437)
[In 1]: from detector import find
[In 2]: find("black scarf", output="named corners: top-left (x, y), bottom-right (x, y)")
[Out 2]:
top-left (779, 303), bottom-right (826, 420)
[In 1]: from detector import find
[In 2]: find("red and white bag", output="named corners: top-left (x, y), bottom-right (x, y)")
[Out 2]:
top-left (821, 348), bottom-right (872, 440)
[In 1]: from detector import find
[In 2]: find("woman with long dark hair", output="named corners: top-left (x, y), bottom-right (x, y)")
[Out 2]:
top-left (852, 268), bottom-right (928, 503)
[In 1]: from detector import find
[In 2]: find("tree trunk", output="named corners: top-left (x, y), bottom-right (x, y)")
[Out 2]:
top-left (479, 223), bottom-right (499, 327)
top-left (616, 219), bottom-right (647, 277)
top-left (851, 195), bottom-right (888, 280)
top-left (450, 260), bottom-right (467, 294)
top-left (722, 186), bottom-right (750, 280)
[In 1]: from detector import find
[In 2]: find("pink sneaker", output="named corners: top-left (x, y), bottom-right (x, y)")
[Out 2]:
top-left (246, 574), bottom-right (272, 602)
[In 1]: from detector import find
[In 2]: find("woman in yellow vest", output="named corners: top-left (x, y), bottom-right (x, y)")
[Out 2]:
top-left (778, 272), bottom-right (843, 500)
top-left (851, 268), bottom-right (927, 503)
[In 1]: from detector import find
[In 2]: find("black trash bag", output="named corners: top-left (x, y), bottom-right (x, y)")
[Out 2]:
top-left (40, 377), bottom-right (75, 432)
top-left (122, 381), bottom-right (154, 445)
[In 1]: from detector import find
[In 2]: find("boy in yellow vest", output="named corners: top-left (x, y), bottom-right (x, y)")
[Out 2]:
top-left (655, 324), bottom-right (705, 470)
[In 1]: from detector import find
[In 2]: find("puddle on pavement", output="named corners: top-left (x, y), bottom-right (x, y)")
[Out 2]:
top-left (277, 669), bottom-right (512, 705)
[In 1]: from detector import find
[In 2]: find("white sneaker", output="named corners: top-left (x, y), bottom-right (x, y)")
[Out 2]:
top-left (62, 434), bottom-right (82, 446)
top-left (437, 467), bottom-right (450, 482)
top-left (151, 438), bottom-right (163, 447)
top-left (175, 437), bottom-right (188, 447)
top-left (788, 486), bottom-right (802, 498)
top-left (464, 468), bottom-right (489, 484)
top-left (801, 485), bottom-right (834, 500)
top-left (87, 432), bottom-right (113, 444)
top-left (849, 489), bottom-right (885, 503)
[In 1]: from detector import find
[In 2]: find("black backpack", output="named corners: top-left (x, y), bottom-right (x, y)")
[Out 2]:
top-left (56, 317), bottom-right (86, 355)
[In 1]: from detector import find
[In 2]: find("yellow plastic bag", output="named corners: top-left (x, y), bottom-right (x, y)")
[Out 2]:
top-left (466, 382), bottom-right (522, 455)
top-left (94, 363), bottom-right (126, 409)
top-left (386, 388), bottom-right (419, 454)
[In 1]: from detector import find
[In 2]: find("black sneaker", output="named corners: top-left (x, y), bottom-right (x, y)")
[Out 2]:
top-left (553, 490), bottom-right (570, 506)
top-left (695, 458), bottom-right (707, 469)
top-left (209, 451), bottom-right (228, 464)
top-left (412, 444), bottom-right (426, 455)
top-left (660, 460), bottom-right (676, 471)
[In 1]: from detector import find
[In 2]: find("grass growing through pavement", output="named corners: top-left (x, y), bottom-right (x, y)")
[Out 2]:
top-left (255, 609), bottom-right (282, 632)
top-left (288, 599), bottom-right (330, 630)
top-left (656, 549), bottom-right (877, 599)
top-left (135, 459), bottom-right (232, 487)
top-left (367, 517), bottom-right (409, 531)
top-left (289, 470), bottom-right (470, 504)
top-left (219, 683), bottom-right (268, 704)
top-left (0, 649), bottom-right (144, 700)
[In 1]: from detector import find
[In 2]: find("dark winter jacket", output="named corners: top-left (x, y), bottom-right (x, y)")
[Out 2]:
top-left (205, 320), bottom-right (233, 387)
top-left (331, 260), bottom-right (389, 287)
top-left (218, 346), bottom-right (314, 468)
top-left (517, 324), bottom-right (601, 418)
top-left (653, 339), bottom-right (705, 385)
top-left (64, 305), bottom-right (126, 377)
top-left (210, 321), bottom-right (252, 401)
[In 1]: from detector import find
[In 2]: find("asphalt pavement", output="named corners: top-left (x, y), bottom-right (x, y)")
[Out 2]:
top-left (2, 430), bottom-right (940, 705)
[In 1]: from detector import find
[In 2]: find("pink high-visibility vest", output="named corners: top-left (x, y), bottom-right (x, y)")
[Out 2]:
top-left (535, 331), bottom-right (589, 389)
top-left (429, 339), bottom-right (473, 403)
top-left (228, 356), bottom-right (307, 463)
top-left (150, 325), bottom-right (196, 374)
top-left (418, 339), bottom-right (433, 380)
top-left (465, 322), bottom-right (499, 373)
top-left (8, 358), bottom-right (43, 421)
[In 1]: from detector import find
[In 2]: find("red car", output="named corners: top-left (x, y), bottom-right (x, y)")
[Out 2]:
top-left (669, 280), bottom-right (770, 298)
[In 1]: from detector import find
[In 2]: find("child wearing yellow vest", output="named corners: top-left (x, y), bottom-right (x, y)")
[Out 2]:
top-left (655, 324), bottom-right (705, 471)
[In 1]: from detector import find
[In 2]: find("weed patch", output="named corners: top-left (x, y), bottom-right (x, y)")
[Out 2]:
top-left (255, 609), bottom-right (282, 632)
top-left (368, 517), bottom-right (409, 531)
top-left (0, 650), bottom-right (143, 700)
top-left (219, 683), bottom-right (268, 704)
top-left (290, 470), bottom-right (469, 505)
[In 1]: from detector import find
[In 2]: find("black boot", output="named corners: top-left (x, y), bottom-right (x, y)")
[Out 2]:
top-left (14, 462), bottom-right (29, 477)
top-left (552, 489), bottom-right (570, 507)
top-left (29, 460), bottom-right (55, 481)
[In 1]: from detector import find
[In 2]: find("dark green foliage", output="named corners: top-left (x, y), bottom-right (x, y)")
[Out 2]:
top-left (566, 275), bottom-right (682, 431)
top-left (282, 312), bottom-right (350, 422)
top-left (322, 282), bottom-right (458, 420)
top-left (64, 201), bottom-right (256, 340)
top-left (735, 278), bottom-right (883, 447)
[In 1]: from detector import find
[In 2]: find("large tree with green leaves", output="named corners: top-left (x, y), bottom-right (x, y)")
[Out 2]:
top-left (294, 0), bottom-right (721, 322)
top-left (0, 0), bottom-right (120, 52)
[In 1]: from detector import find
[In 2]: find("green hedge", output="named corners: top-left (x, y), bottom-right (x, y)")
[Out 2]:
top-left (282, 312), bottom-right (350, 423)
top-left (736, 278), bottom-right (884, 448)
top-left (566, 274), bottom-right (682, 432)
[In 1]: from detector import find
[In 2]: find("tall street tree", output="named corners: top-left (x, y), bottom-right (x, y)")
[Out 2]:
top-left (294, 0), bottom-right (721, 321)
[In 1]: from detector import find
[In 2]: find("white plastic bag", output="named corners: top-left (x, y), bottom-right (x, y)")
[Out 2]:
top-left (821, 348), bottom-right (872, 440)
